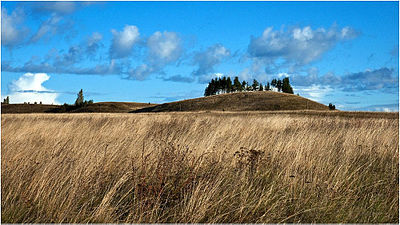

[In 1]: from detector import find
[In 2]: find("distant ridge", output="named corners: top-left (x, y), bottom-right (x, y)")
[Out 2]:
top-left (132, 91), bottom-right (330, 113)
top-left (1, 102), bottom-right (157, 114)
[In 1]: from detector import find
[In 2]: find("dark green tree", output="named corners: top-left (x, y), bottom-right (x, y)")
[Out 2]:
top-left (233, 76), bottom-right (242, 92)
top-left (266, 82), bottom-right (270, 91)
top-left (282, 77), bottom-right (294, 94)
top-left (251, 79), bottom-right (259, 91)
top-left (271, 79), bottom-right (277, 87)
top-left (3, 96), bottom-right (9, 104)
top-left (259, 82), bottom-right (263, 91)
top-left (276, 79), bottom-right (282, 92)
top-left (241, 81), bottom-right (247, 91)
top-left (75, 89), bottom-right (84, 106)
top-left (226, 77), bottom-right (233, 93)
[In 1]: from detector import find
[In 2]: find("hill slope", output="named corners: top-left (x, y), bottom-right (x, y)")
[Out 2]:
top-left (1, 102), bottom-right (157, 114)
top-left (133, 91), bottom-right (330, 112)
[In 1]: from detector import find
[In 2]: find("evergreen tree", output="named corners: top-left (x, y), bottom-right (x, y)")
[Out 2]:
top-left (242, 81), bottom-right (247, 91)
top-left (282, 77), bottom-right (294, 94)
top-left (266, 82), bottom-right (270, 91)
top-left (233, 76), bottom-right (242, 92)
top-left (75, 89), bottom-right (84, 106)
top-left (3, 96), bottom-right (9, 104)
top-left (246, 82), bottom-right (251, 91)
top-left (226, 77), bottom-right (233, 93)
top-left (277, 79), bottom-right (283, 92)
top-left (251, 79), bottom-right (259, 91)
top-left (271, 79), bottom-right (277, 87)
top-left (221, 77), bottom-right (227, 93)
top-left (259, 82), bottom-right (263, 91)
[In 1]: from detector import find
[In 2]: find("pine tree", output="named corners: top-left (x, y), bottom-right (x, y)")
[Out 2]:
top-left (277, 79), bottom-right (282, 92)
top-left (271, 79), bottom-right (277, 87)
top-left (227, 77), bottom-right (233, 93)
top-left (266, 82), bottom-right (270, 91)
top-left (233, 76), bottom-right (242, 92)
top-left (259, 82), bottom-right (263, 91)
top-left (282, 77), bottom-right (294, 94)
top-left (251, 79), bottom-right (259, 91)
top-left (242, 81), bottom-right (247, 91)
top-left (75, 89), bottom-right (84, 106)
top-left (3, 96), bottom-right (9, 104)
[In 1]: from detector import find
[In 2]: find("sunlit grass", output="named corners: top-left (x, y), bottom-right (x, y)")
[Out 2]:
top-left (1, 112), bottom-right (398, 223)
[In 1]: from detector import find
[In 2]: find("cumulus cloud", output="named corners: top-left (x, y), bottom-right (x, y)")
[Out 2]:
top-left (128, 31), bottom-right (182, 80)
top-left (290, 67), bottom-right (397, 92)
top-left (294, 85), bottom-right (333, 102)
top-left (1, 7), bottom-right (28, 47)
top-left (248, 25), bottom-right (358, 66)
top-left (6, 73), bottom-right (59, 104)
top-left (342, 67), bottom-right (397, 91)
top-left (110, 25), bottom-right (140, 59)
top-left (147, 31), bottom-right (182, 64)
top-left (127, 64), bottom-right (156, 81)
top-left (192, 44), bottom-right (231, 80)
top-left (86, 32), bottom-right (103, 57)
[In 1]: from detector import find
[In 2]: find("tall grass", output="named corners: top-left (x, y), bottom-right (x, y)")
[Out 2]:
top-left (1, 112), bottom-right (398, 223)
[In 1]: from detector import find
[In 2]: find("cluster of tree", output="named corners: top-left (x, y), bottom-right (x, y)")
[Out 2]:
top-left (74, 89), bottom-right (93, 107)
top-left (328, 103), bottom-right (336, 110)
top-left (204, 76), bottom-right (294, 96)
top-left (59, 89), bottom-right (93, 112)
top-left (2, 96), bottom-right (9, 104)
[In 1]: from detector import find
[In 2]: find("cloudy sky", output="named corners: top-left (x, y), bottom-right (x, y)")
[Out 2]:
top-left (1, 1), bottom-right (398, 111)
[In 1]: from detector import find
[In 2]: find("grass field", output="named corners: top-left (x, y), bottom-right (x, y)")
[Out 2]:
top-left (1, 112), bottom-right (398, 223)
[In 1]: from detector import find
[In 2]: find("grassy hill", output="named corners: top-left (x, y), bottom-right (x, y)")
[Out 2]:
top-left (1, 102), bottom-right (157, 114)
top-left (133, 91), bottom-right (330, 113)
top-left (1, 103), bottom-right (60, 114)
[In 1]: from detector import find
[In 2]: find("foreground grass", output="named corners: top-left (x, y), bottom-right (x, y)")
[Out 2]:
top-left (1, 112), bottom-right (398, 223)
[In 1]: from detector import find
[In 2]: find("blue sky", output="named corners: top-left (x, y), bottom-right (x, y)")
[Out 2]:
top-left (1, 1), bottom-right (399, 111)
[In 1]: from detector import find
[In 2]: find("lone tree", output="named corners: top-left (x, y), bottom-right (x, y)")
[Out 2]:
top-left (75, 89), bottom-right (84, 106)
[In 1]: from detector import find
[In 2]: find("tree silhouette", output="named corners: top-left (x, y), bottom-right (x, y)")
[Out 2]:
top-left (75, 89), bottom-right (84, 106)
top-left (282, 77), bottom-right (294, 94)
top-left (251, 79), bottom-right (259, 91)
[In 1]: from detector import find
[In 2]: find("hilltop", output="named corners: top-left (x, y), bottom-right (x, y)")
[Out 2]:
top-left (133, 91), bottom-right (330, 112)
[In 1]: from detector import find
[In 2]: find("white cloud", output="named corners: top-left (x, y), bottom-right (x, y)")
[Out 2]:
top-left (110, 25), bottom-right (140, 59)
top-left (147, 31), bottom-right (182, 63)
top-left (248, 25), bottom-right (358, 65)
top-left (294, 84), bottom-right (332, 102)
top-left (7, 73), bottom-right (59, 104)
top-left (192, 44), bottom-right (231, 77)
top-left (86, 32), bottom-right (103, 56)
top-left (127, 31), bottom-right (182, 80)
top-left (1, 7), bottom-right (28, 46)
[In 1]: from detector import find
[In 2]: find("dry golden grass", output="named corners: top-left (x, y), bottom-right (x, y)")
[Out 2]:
top-left (1, 112), bottom-right (398, 223)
